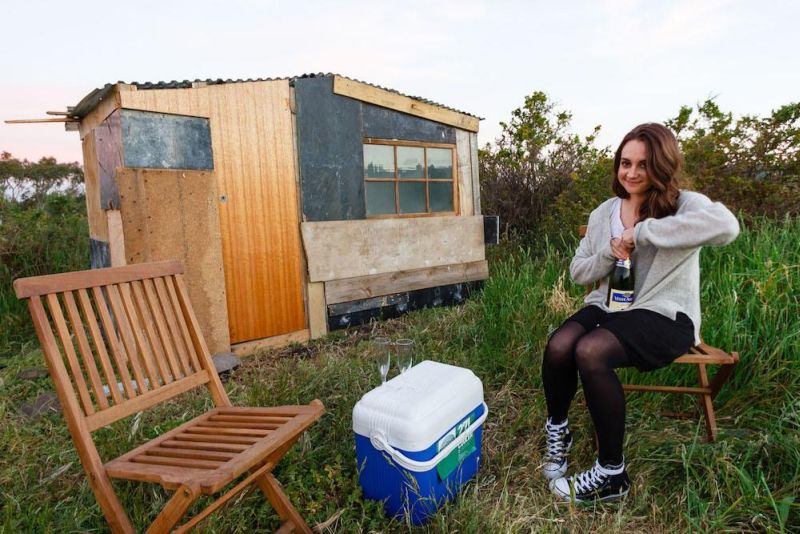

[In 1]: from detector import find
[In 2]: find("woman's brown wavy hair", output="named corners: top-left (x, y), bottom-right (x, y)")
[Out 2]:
top-left (613, 123), bottom-right (683, 220)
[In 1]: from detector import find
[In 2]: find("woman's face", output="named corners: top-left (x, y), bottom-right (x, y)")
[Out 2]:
top-left (617, 139), bottom-right (652, 197)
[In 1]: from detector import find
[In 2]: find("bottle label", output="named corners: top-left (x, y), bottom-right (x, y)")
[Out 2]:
top-left (608, 289), bottom-right (634, 311)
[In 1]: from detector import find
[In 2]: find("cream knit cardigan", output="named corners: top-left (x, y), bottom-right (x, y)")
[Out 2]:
top-left (570, 191), bottom-right (740, 344)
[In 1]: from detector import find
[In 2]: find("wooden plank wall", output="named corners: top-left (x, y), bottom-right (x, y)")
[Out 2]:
top-left (116, 168), bottom-right (230, 353)
top-left (324, 261), bottom-right (489, 305)
top-left (119, 81), bottom-right (306, 344)
top-left (301, 216), bottom-right (485, 282)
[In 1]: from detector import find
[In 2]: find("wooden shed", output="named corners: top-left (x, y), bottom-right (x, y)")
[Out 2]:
top-left (66, 74), bottom-right (492, 354)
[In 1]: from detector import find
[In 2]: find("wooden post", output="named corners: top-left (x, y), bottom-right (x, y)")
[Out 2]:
top-left (107, 210), bottom-right (126, 266)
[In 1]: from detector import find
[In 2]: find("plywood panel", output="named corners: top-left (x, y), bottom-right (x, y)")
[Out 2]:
top-left (324, 260), bottom-right (489, 304)
top-left (116, 168), bottom-right (230, 353)
top-left (456, 129), bottom-right (474, 217)
top-left (301, 216), bottom-right (485, 282)
top-left (120, 82), bottom-right (306, 344)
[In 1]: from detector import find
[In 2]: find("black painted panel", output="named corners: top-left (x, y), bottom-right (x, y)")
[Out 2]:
top-left (95, 109), bottom-right (123, 209)
top-left (327, 281), bottom-right (484, 330)
top-left (295, 76), bottom-right (365, 221)
top-left (362, 103), bottom-right (456, 144)
top-left (121, 109), bottom-right (213, 170)
top-left (90, 239), bottom-right (111, 269)
top-left (484, 215), bottom-right (500, 245)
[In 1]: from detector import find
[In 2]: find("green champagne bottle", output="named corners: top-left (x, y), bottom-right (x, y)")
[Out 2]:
top-left (607, 258), bottom-right (635, 311)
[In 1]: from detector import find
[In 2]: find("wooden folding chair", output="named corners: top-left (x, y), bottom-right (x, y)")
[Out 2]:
top-left (14, 260), bottom-right (324, 533)
top-left (577, 225), bottom-right (739, 441)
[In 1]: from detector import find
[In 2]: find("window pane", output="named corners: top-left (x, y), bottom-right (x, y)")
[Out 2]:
top-left (397, 146), bottom-right (424, 179)
top-left (364, 145), bottom-right (395, 178)
top-left (366, 182), bottom-right (396, 215)
top-left (427, 148), bottom-right (453, 179)
top-left (399, 182), bottom-right (426, 214)
top-left (429, 182), bottom-right (454, 212)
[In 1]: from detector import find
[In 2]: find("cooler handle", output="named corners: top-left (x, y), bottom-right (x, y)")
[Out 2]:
top-left (369, 402), bottom-right (488, 473)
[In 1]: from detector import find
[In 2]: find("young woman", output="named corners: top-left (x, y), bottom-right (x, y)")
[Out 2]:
top-left (541, 123), bottom-right (739, 502)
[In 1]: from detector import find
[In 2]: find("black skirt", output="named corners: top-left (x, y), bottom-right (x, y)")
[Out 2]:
top-left (563, 305), bottom-right (695, 371)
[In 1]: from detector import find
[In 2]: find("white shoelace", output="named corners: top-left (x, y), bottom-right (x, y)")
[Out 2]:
top-left (544, 420), bottom-right (569, 461)
top-left (572, 464), bottom-right (608, 493)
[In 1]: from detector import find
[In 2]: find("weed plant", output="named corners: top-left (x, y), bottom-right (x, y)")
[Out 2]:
top-left (1, 216), bottom-right (797, 532)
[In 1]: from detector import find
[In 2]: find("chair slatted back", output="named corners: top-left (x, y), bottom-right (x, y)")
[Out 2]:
top-left (14, 261), bottom-right (230, 432)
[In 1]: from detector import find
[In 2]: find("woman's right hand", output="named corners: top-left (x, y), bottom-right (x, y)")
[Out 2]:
top-left (610, 238), bottom-right (633, 260)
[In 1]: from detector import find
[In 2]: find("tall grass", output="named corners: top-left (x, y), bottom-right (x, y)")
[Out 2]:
top-left (1, 216), bottom-right (797, 532)
top-left (0, 195), bottom-right (90, 361)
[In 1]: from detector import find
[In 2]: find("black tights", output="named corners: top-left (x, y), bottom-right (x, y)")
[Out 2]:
top-left (542, 321), bottom-right (632, 466)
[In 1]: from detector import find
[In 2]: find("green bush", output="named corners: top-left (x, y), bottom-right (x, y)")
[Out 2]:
top-left (0, 194), bottom-right (89, 359)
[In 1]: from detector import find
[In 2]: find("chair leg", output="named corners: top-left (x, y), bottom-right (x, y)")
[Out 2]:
top-left (255, 473), bottom-right (312, 534)
top-left (146, 483), bottom-right (201, 534)
top-left (699, 393), bottom-right (718, 442)
top-left (709, 360), bottom-right (737, 399)
top-left (696, 364), bottom-right (718, 442)
top-left (85, 467), bottom-right (136, 534)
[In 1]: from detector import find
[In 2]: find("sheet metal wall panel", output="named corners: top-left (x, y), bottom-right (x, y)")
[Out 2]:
top-left (90, 239), bottom-right (111, 269)
top-left (121, 109), bottom-right (214, 170)
top-left (95, 109), bottom-right (123, 209)
top-left (295, 76), bottom-right (365, 222)
top-left (362, 103), bottom-right (456, 144)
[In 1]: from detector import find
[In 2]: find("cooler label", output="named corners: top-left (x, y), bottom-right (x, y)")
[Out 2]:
top-left (436, 415), bottom-right (476, 480)
top-left (608, 289), bottom-right (634, 311)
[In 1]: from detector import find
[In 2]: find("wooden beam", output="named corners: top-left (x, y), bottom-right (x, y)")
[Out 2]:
top-left (307, 283), bottom-right (328, 339)
top-left (469, 132), bottom-right (481, 215)
top-left (231, 330), bottom-right (310, 357)
top-left (5, 118), bottom-right (78, 124)
top-left (456, 130), bottom-right (474, 216)
top-left (301, 216), bottom-right (485, 283)
top-left (107, 210), bottom-right (126, 267)
top-left (78, 85), bottom-right (122, 139)
top-left (46, 111), bottom-right (71, 116)
top-left (325, 260), bottom-right (489, 305)
top-left (332, 75), bottom-right (480, 132)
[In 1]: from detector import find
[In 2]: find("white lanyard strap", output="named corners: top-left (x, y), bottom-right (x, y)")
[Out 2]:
top-left (368, 402), bottom-right (488, 472)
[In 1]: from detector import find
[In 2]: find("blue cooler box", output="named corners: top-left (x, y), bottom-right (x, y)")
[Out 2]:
top-left (353, 360), bottom-right (487, 525)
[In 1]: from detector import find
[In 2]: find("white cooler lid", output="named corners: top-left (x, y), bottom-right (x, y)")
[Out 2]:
top-left (352, 360), bottom-right (484, 452)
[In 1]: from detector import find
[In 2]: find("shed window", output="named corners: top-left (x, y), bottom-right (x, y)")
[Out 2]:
top-left (364, 140), bottom-right (456, 216)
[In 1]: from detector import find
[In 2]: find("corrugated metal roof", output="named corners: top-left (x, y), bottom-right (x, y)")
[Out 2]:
top-left (70, 73), bottom-right (481, 120)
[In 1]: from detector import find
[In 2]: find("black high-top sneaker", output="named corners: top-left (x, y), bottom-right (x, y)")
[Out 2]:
top-left (550, 460), bottom-right (630, 502)
top-left (542, 417), bottom-right (573, 480)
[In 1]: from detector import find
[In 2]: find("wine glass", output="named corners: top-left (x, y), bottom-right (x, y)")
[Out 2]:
top-left (395, 338), bottom-right (414, 374)
top-left (372, 337), bottom-right (392, 385)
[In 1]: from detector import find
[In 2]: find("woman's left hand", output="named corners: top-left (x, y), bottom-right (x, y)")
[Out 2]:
top-left (621, 227), bottom-right (635, 250)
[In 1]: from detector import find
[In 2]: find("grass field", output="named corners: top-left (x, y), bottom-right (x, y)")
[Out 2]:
top-left (1, 215), bottom-right (798, 533)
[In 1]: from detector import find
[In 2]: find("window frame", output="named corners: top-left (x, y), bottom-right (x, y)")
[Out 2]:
top-left (363, 138), bottom-right (459, 218)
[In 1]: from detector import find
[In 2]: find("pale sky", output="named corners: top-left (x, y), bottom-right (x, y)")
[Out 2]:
top-left (2, 0), bottom-right (798, 163)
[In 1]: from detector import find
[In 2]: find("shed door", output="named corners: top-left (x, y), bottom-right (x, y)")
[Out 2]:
top-left (118, 80), bottom-right (307, 344)
top-left (214, 82), bottom-right (306, 343)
